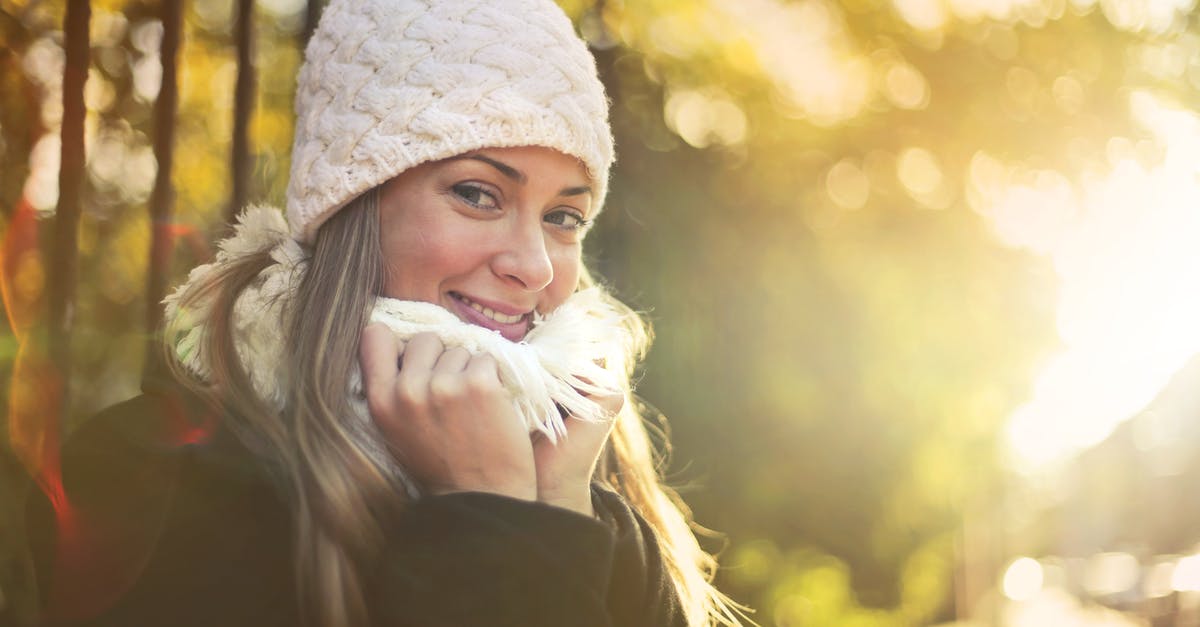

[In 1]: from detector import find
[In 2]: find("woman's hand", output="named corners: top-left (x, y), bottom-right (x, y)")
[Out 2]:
top-left (532, 387), bottom-right (624, 517)
top-left (359, 325), bottom-right (537, 501)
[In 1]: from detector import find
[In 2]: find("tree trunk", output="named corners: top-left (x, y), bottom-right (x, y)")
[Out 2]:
top-left (228, 0), bottom-right (255, 223)
top-left (50, 0), bottom-right (90, 424)
top-left (143, 0), bottom-right (183, 378)
top-left (301, 0), bottom-right (324, 49)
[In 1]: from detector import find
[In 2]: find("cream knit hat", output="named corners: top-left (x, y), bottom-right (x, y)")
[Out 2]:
top-left (286, 0), bottom-right (614, 243)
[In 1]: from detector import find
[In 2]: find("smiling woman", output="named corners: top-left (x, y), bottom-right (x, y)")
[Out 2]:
top-left (24, 0), bottom-right (741, 626)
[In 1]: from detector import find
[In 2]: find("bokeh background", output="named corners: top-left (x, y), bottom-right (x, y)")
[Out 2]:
top-left (2, 0), bottom-right (1199, 625)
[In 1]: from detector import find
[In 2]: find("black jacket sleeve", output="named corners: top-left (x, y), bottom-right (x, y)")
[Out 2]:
top-left (594, 487), bottom-right (687, 627)
top-left (25, 392), bottom-right (298, 627)
top-left (368, 487), bottom-right (688, 627)
top-left (27, 389), bottom-right (690, 627)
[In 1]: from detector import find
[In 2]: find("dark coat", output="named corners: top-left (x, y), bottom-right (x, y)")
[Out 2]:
top-left (25, 382), bottom-right (687, 627)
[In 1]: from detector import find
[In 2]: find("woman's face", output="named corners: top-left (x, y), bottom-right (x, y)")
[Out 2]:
top-left (378, 146), bottom-right (593, 342)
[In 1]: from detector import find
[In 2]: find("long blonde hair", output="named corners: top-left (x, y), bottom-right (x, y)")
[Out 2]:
top-left (167, 189), bottom-right (742, 626)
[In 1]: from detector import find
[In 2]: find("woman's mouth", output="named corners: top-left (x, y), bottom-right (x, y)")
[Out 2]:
top-left (448, 292), bottom-right (532, 341)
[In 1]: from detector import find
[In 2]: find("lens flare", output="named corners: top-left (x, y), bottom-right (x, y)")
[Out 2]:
top-left (978, 92), bottom-right (1200, 473)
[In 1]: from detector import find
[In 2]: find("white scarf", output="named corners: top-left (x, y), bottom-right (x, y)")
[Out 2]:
top-left (164, 206), bottom-right (630, 491)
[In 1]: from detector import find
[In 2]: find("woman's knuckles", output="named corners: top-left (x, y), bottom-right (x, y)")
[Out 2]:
top-left (463, 371), bottom-right (503, 399)
top-left (427, 373), bottom-right (465, 401)
top-left (464, 358), bottom-right (503, 389)
top-left (393, 377), bottom-right (431, 413)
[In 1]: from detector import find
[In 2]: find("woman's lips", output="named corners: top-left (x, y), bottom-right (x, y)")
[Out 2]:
top-left (447, 292), bottom-right (531, 341)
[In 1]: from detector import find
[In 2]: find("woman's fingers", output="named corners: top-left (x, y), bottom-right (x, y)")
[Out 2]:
top-left (357, 328), bottom-right (536, 499)
top-left (531, 384), bottom-right (626, 516)
top-left (432, 346), bottom-right (471, 374)
top-left (398, 332), bottom-right (444, 372)
top-left (463, 353), bottom-right (502, 388)
top-left (585, 387), bottom-right (625, 419)
top-left (359, 323), bottom-right (400, 376)
top-left (429, 346), bottom-right (471, 402)
top-left (570, 375), bottom-right (625, 419)
top-left (394, 332), bottom-right (444, 406)
top-left (359, 323), bottom-right (403, 415)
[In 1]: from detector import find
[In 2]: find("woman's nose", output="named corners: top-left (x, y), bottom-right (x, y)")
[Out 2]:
top-left (492, 219), bottom-right (553, 291)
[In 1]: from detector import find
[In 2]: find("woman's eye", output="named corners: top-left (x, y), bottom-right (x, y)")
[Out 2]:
top-left (451, 183), bottom-right (499, 210)
top-left (545, 210), bottom-right (591, 232)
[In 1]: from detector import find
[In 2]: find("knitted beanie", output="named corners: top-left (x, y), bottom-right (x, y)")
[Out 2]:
top-left (286, 0), bottom-right (614, 243)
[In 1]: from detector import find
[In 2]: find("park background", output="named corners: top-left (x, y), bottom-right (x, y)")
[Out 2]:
top-left (2, 0), bottom-right (1199, 624)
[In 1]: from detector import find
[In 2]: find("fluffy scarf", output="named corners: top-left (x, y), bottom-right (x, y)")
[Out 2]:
top-left (163, 206), bottom-right (631, 491)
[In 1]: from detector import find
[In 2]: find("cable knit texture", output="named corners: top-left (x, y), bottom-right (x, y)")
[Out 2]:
top-left (287, 0), bottom-right (614, 243)
top-left (164, 207), bottom-right (632, 493)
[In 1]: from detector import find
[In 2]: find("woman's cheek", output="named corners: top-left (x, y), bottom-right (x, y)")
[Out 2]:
top-left (547, 248), bottom-right (583, 305)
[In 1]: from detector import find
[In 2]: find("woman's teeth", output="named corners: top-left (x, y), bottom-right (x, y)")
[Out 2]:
top-left (458, 295), bottom-right (524, 324)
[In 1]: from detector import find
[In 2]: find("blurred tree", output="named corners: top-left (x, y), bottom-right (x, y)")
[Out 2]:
top-left (227, 0), bottom-right (252, 223)
top-left (50, 0), bottom-right (88, 430)
top-left (143, 0), bottom-right (180, 373)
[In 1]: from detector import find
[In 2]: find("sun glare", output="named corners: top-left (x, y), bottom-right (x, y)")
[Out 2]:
top-left (973, 92), bottom-right (1200, 474)
top-left (1003, 557), bottom-right (1044, 601)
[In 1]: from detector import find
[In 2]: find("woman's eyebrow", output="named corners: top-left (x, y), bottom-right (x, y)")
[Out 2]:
top-left (459, 154), bottom-right (526, 183)
top-left (559, 185), bottom-right (591, 197)
top-left (456, 154), bottom-right (592, 197)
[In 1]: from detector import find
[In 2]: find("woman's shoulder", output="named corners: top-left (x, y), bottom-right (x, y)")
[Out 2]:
top-left (51, 380), bottom-right (292, 545)
top-left (63, 391), bottom-right (204, 466)
top-left (27, 385), bottom-right (296, 626)
top-left (57, 383), bottom-right (271, 493)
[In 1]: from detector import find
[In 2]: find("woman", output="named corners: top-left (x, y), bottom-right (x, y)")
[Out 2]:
top-left (28, 0), bottom-right (741, 625)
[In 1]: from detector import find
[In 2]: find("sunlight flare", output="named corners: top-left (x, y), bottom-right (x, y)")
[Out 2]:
top-left (974, 92), bottom-right (1200, 473)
